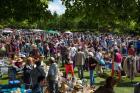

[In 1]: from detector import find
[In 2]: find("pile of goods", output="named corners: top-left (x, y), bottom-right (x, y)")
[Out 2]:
top-left (57, 72), bottom-right (95, 93)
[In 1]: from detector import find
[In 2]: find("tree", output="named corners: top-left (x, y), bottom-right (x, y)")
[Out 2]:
top-left (0, 0), bottom-right (53, 28)
top-left (61, 0), bottom-right (140, 33)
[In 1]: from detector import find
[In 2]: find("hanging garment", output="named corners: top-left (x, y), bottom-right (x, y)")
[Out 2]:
top-left (123, 56), bottom-right (137, 80)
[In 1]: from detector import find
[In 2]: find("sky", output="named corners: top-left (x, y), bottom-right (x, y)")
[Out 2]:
top-left (48, 0), bottom-right (66, 15)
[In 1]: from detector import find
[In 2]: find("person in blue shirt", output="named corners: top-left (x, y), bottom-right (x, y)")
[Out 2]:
top-left (121, 44), bottom-right (128, 56)
top-left (136, 39), bottom-right (140, 55)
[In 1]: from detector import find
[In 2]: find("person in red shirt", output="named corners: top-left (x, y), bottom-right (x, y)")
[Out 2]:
top-left (128, 45), bottom-right (136, 56)
top-left (111, 49), bottom-right (122, 81)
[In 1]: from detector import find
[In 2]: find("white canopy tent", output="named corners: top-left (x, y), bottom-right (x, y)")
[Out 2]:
top-left (31, 29), bottom-right (45, 32)
top-left (64, 31), bottom-right (73, 34)
top-left (2, 29), bottom-right (13, 33)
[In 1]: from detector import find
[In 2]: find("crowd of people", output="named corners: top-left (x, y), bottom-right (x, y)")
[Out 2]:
top-left (0, 29), bottom-right (140, 93)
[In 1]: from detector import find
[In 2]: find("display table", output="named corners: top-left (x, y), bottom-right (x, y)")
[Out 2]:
top-left (1, 87), bottom-right (32, 93)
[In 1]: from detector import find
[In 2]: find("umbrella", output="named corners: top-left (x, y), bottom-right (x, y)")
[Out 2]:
top-left (64, 31), bottom-right (72, 34)
top-left (47, 30), bottom-right (60, 35)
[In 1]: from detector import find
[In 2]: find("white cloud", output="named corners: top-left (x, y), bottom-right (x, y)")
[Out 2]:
top-left (48, 0), bottom-right (66, 15)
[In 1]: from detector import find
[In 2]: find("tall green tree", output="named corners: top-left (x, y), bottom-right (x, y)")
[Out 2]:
top-left (62, 0), bottom-right (140, 32)
top-left (0, 0), bottom-right (51, 21)
top-left (0, 0), bottom-right (53, 28)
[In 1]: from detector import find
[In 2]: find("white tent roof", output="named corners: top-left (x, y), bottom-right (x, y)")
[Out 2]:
top-left (2, 29), bottom-right (13, 33)
top-left (64, 31), bottom-right (72, 34)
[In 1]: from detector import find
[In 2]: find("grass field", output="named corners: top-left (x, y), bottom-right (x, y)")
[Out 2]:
top-left (0, 65), bottom-right (139, 93)
top-left (60, 67), bottom-right (139, 93)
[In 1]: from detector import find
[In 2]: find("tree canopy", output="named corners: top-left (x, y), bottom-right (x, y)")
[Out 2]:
top-left (61, 0), bottom-right (140, 33)
top-left (0, 0), bottom-right (140, 34)
top-left (0, 0), bottom-right (53, 28)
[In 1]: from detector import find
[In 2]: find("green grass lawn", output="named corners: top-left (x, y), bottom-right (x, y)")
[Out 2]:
top-left (0, 66), bottom-right (139, 93)
top-left (60, 67), bottom-right (139, 93)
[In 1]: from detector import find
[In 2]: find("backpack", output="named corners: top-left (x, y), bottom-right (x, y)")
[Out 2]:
top-left (115, 53), bottom-right (122, 63)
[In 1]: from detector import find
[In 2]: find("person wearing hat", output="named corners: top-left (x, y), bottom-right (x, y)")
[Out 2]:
top-left (12, 57), bottom-right (24, 72)
top-left (88, 52), bottom-right (98, 87)
top-left (47, 57), bottom-right (59, 93)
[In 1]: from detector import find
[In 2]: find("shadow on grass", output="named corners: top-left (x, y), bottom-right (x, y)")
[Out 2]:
top-left (99, 73), bottom-right (110, 79)
top-left (0, 77), bottom-right (9, 80)
top-left (95, 81), bottom-right (105, 86)
top-left (116, 81), bottom-right (139, 87)
top-left (74, 70), bottom-right (78, 74)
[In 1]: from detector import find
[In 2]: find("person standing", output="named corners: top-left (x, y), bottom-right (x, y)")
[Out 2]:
top-left (136, 39), bottom-right (140, 55)
top-left (121, 44), bottom-right (128, 57)
top-left (128, 45), bottom-right (136, 56)
top-left (69, 43), bottom-right (77, 68)
top-left (23, 57), bottom-right (34, 89)
top-left (111, 49), bottom-right (122, 81)
top-left (88, 52), bottom-right (98, 87)
top-left (60, 43), bottom-right (68, 66)
top-left (75, 48), bottom-right (85, 79)
top-left (64, 56), bottom-right (75, 79)
top-left (95, 48), bottom-right (105, 75)
top-left (47, 57), bottom-right (59, 93)
top-left (31, 60), bottom-right (46, 87)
